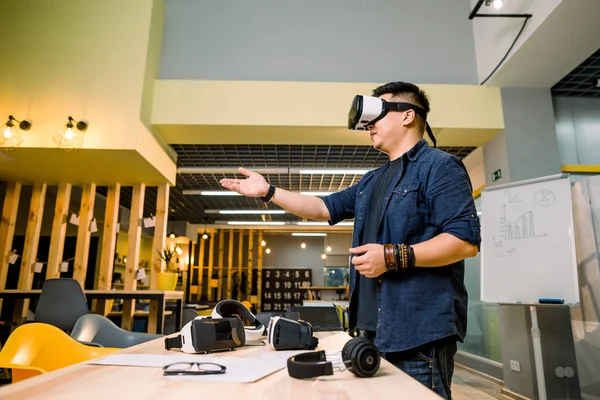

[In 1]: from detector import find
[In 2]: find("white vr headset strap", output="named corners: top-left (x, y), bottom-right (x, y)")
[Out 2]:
top-left (211, 305), bottom-right (265, 342)
top-left (177, 316), bottom-right (203, 353)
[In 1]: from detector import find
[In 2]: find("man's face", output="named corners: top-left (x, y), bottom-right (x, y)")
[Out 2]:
top-left (367, 93), bottom-right (407, 153)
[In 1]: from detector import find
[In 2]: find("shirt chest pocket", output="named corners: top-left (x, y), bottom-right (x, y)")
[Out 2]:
top-left (389, 183), bottom-right (421, 217)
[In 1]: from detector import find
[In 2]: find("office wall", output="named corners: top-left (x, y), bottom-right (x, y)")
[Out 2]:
top-left (554, 96), bottom-right (600, 166)
top-left (159, 0), bottom-right (478, 84)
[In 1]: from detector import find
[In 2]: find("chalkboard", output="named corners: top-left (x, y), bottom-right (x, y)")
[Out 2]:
top-left (261, 268), bottom-right (312, 312)
top-left (481, 173), bottom-right (579, 305)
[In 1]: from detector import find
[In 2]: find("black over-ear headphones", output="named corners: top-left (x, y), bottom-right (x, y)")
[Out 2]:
top-left (287, 337), bottom-right (380, 379)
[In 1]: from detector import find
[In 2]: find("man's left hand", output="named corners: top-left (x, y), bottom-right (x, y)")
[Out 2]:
top-left (349, 244), bottom-right (387, 278)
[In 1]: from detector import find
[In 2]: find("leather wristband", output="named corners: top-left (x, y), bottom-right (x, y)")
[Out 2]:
top-left (383, 244), bottom-right (397, 272)
top-left (261, 184), bottom-right (276, 203)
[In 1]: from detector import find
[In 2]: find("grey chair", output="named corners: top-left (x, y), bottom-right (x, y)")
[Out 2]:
top-left (70, 314), bottom-right (162, 348)
top-left (34, 278), bottom-right (90, 332)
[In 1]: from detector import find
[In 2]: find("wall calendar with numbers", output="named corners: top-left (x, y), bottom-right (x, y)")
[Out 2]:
top-left (261, 268), bottom-right (312, 312)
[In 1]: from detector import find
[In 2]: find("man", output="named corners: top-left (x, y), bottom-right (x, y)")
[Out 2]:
top-left (220, 81), bottom-right (480, 399)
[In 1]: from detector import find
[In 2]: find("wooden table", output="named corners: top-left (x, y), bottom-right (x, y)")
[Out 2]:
top-left (0, 290), bottom-right (184, 334)
top-left (0, 332), bottom-right (442, 399)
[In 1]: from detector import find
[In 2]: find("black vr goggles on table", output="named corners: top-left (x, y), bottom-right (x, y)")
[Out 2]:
top-left (164, 300), bottom-right (266, 354)
top-left (348, 94), bottom-right (437, 148)
top-left (266, 316), bottom-right (318, 351)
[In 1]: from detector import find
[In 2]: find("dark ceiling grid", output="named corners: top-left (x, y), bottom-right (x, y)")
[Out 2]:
top-left (552, 47), bottom-right (600, 98)
top-left (96, 144), bottom-right (475, 224)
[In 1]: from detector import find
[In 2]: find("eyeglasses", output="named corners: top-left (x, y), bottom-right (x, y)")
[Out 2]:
top-left (163, 362), bottom-right (226, 376)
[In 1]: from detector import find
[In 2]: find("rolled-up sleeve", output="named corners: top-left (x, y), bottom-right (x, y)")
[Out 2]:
top-left (427, 155), bottom-right (481, 249)
top-left (322, 184), bottom-right (358, 226)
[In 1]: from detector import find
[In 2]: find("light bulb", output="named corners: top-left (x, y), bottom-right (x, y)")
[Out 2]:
top-left (261, 240), bottom-right (266, 246)
top-left (301, 242), bottom-right (306, 249)
top-left (266, 248), bottom-right (271, 254)
top-left (326, 245), bottom-right (332, 252)
top-left (202, 233), bottom-right (209, 240)
top-left (493, 0), bottom-right (503, 9)
top-left (64, 127), bottom-right (74, 140)
top-left (175, 246), bottom-right (183, 255)
top-left (169, 232), bottom-right (176, 239)
top-left (321, 253), bottom-right (327, 260)
top-left (3, 126), bottom-right (12, 139)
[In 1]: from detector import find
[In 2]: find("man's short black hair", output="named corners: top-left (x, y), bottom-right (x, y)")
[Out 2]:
top-left (372, 82), bottom-right (430, 131)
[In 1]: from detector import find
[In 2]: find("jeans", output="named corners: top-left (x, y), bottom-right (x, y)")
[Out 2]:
top-left (362, 330), bottom-right (457, 400)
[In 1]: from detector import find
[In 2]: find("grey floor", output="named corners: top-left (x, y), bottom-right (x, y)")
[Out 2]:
top-left (453, 365), bottom-right (508, 400)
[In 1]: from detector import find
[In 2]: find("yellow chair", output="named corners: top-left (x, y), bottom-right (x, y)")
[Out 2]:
top-left (0, 322), bottom-right (119, 383)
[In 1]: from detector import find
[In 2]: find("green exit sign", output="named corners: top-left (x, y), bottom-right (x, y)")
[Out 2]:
top-left (492, 169), bottom-right (502, 182)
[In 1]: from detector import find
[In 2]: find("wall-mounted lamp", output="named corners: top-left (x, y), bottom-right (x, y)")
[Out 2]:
top-left (54, 116), bottom-right (88, 151)
top-left (265, 248), bottom-right (271, 254)
top-left (1, 115), bottom-right (32, 150)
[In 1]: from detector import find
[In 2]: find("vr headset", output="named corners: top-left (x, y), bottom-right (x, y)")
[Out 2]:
top-left (164, 300), bottom-right (266, 354)
top-left (287, 336), bottom-right (380, 379)
top-left (211, 300), bottom-right (265, 341)
top-left (165, 316), bottom-right (246, 354)
top-left (348, 95), bottom-right (437, 148)
top-left (267, 316), bottom-right (318, 351)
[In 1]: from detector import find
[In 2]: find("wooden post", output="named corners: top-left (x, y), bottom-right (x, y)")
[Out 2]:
top-left (257, 230), bottom-right (263, 312)
top-left (237, 230), bottom-right (243, 301)
top-left (197, 237), bottom-right (205, 302)
top-left (47, 183), bottom-right (71, 279)
top-left (247, 229), bottom-right (253, 301)
top-left (122, 183), bottom-right (145, 331)
top-left (151, 183), bottom-right (169, 290)
top-left (207, 232), bottom-right (215, 301)
top-left (0, 182), bottom-right (21, 312)
top-left (96, 184), bottom-right (120, 315)
top-left (14, 183), bottom-right (46, 321)
top-left (216, 228), bottom-right (224, 300)
top-left (226, 229), bottom-right (234, 299)
top-left (73, 183), bottom-right (96, 286)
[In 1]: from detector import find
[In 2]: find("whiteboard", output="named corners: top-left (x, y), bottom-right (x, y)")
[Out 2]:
top-left (481, 173), bottom-right (579, 305)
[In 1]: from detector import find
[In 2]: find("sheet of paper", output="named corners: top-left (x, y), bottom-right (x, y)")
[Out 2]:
top-left (136, 268), bottom-right (146, 280)
top-left (34, 262), bottom-right (43, 273)
top-left (143, 216), bottom-right (155, 228)
top-left (9, 253), bottom-right (18, 264)
top-left (60, 262), bottom-right (69, 272)
top-left (90, 219), bottom-right (98, 233)
top-left (88, 353), bottom-right (287, 383)
top-left (70, 213), bottom-right (79, 226)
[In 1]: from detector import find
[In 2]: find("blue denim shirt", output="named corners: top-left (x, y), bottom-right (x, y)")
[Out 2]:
top-left (323, 139), bottom-right (481, 353)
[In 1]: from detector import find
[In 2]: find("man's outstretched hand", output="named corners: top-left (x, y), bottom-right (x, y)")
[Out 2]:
top-left (220, 167), bottom-right (270, 198)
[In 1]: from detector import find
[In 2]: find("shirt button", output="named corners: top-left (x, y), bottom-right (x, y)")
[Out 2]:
top-left (385, 197), bottom-right (389, 201)
top-left (378, 308), bottom-right (381, 312)
top-left (471, 214), bottom-right (475, 218)
top-left (377, 279), bottom-right (382, 285)
top-left (358, 216), bottom-right (363, 220)
top-left (404, 189), bottom-right (408, 193)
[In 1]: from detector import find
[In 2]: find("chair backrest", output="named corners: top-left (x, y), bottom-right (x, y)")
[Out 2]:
top-left (0, 323), bottom-right (117, 382)
top-left (35, 278), bottom-right (90, 331)
top-left (71, 314), bottom-right (162, 348)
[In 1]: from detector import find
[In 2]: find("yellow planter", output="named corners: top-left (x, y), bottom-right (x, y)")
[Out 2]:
top-left (157, 272), bottom-right (177, 291)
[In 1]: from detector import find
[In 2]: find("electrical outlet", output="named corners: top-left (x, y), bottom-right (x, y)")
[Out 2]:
top-left (510, 360), bottom-right (521, 372)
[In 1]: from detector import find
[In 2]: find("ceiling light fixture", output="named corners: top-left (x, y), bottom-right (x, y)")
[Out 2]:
top-left (204, 209), bottom-right (286, 214)
top-left (590, 78), bottom-right (600, 88)
top-left (298, 191), bottom-right (334, 196)
top-left (1, 115), bottom-right (32, 150)
top-left (184, 190), bottom-right (241, 196)
top-left (266, 248), bottom-right (271, 254)
top-left (297, 221), bottom-right (354, 226)
top-left (298, 169), bottom-right (370, 175)
top-left (54, 116), bottom-right (88, 151)
top-left (226, 221), bottom-right (286, 226)
top-left (291, 232), bottom-right (327, 237)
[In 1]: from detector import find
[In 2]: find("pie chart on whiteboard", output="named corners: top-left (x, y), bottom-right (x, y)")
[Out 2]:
top-left (534, 189), bottom-right (555, 207)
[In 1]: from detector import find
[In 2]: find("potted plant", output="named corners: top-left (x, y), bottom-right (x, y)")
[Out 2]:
top-left (157, 247), bottom-right (178, 291)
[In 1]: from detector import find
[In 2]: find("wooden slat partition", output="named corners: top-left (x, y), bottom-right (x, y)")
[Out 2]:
top-left (151, 183), bottom-right (169, 290)
top-left (96, 184), bottom-right (120, 315)
top-left (197, 237), bottom-right (205, 302)
top-left (73, 183), bottom-right (96, 286)
top-left (122, 183), bottom-right (145, 331)
top-left (237, 230), bottom-right (243, 301)
top-left (0, 182), bottom-right (21, 312)
top-left (247, 229), bottom-right (253, 302)
top-left (226, 229), bottom-right (234, 299)
top-left (217, 229), bottom-right (224, 300)
top-left (206, 234), bottom-right (215, 301)
top-left (47, 183), bottom-right (71, 279)
top-left (257, 230), bottom-right (263, 311)
top-left (14, 183), bottom-right (46, 321)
